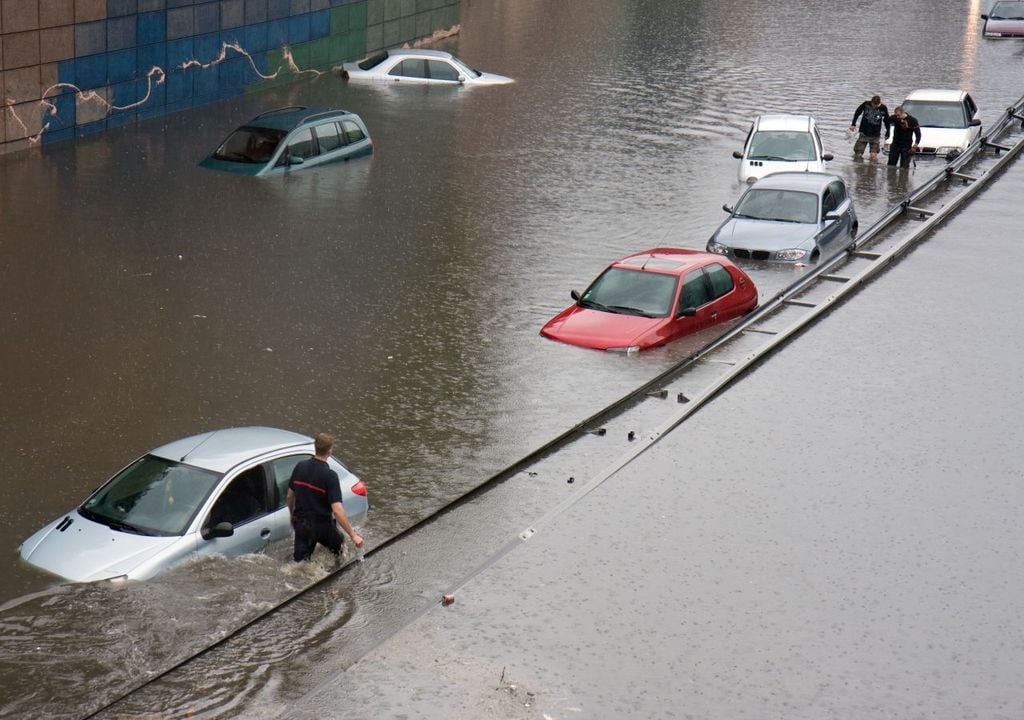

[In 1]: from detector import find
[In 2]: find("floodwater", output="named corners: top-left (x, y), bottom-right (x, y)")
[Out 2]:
top-left (1, 0), bottom-right (1022, 716)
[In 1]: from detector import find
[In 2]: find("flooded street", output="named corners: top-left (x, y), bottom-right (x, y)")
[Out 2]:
top-left (2, 0), bottom-right (1023, 716)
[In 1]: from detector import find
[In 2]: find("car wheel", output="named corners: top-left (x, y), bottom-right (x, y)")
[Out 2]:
top-left (810, 248), bottom-right (820, 262)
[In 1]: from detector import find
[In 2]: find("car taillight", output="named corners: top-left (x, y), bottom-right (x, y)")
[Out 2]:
top-left (350, 480), bottom-right (367, 496)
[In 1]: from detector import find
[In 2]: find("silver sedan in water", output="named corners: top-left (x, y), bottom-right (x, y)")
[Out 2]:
top-left (339, 48), bottom-right (513, 85)
top-left (707, 172), bottom-right (858, 263)
top-left (19, 427), bottom-right (369, 582)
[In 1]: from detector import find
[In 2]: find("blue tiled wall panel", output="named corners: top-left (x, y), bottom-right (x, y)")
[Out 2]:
top-left (310, 9), bottom-right (329, 39)
top-left (193, 64), bottom-right (220, 100)
top-left (77, 119), bottom-right (108, 137)
top-left (44, 128), bottom-right (76, 144)
top-left (75, 54), bottom-right (108, 90)
top-left (47, 94), bottom-right (77, 130)
top-left (138, 12), bottom-right (167, 45)
top-left (243, 21), bottom-right (268, 51)
top-left (288, 13), bottom-right (310, 42)
top-left (166, 37), bottom-right (195, 67)
top-left (194, 31), bottom-right (222, 61)
top-left (108, 48), bottom-right (138, 83)
top-left (266, 18), bottom-right (287, 47)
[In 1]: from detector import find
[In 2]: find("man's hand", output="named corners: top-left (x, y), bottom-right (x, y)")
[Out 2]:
top-left (350, 532), bottom-right (364, 549)
top-left (849, 124), bottom-right (857, 132)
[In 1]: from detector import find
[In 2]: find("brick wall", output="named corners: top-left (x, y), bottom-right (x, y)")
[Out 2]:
top-left (0, 0), bottom-right (459, 153)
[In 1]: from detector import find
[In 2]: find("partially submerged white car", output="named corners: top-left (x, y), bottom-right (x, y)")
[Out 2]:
top-left (339, 48), bottom-right (513, 86)
top-left (20, 427), bottom-right (369, 582)
top-left (733, 114), bottom-right (833, 183)
top-left (886, 89), bottom-right (982, 159)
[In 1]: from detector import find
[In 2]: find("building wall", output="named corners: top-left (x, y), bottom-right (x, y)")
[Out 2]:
top-left (0, 0), bottom-right (459, 153)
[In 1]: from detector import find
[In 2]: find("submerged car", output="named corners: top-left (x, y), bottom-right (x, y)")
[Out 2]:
top-left (981, 1), bottom-right (1024, 37)
top-left (733, 114), bottom-right (833, 183)
top-left (199, 106), bottom-right (373, 176)
top-left (885, 89), bottom-right (981, 158)
top-left (707, 172), bottom-right (857, 263)
top-left (339, 48), bottom-right (513, 86)
top-left (19, 427), bottom-right (369, 582)
top-left (540, 248), bottom-right (758, 352)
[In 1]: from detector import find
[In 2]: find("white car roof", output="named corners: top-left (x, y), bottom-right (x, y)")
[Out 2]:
top-left (151, 426), bottom-right (312, 473)
top-left (904, 88), bottom-right (967, 102)
top-left (754, 114), bottom-right (815, 132)
top-left (387, 48), bottom-right (454, 60)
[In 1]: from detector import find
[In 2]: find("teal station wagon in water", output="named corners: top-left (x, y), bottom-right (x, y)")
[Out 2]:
top-left (199, 106), bottom-right (374, 176)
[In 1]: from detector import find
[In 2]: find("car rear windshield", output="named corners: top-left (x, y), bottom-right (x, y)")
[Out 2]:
top-left (735, 189), bottom-right (818, 224)
top-left (213, 126), bottom-right (287, 163)
top-left (358, 52), bottom-right (389, 70)
top-left (901, 101), bottom-right (968, 128)
top-left (80, 455), bottom-right (222, 537)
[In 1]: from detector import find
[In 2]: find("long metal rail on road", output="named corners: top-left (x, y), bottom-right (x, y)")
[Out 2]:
top-left (82, 95), bottom-right (1024, 719)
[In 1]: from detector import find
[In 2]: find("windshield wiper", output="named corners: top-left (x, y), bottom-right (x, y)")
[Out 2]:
top-left (79, 506), bottom-right (153, 535)
top-left (607, 305), bottom-right (658, 318)
top-left (764, 217), bottom-right (802, 223)
top-left (747, 155), bottom-right (790, 161)
top-left (578, 298), bottom-right (613, 312)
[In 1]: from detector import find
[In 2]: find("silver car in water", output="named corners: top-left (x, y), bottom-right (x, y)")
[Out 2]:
top-left (19, 427), bottom-right (369, 582)
top-left (707, 172), bottom-right (858, 263)
top-left (339, 48), bottom-right (513, 86)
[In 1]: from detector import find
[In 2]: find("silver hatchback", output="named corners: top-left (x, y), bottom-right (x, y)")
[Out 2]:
top-left (707, 172), bottom-right (858, 263)
top-left (19, 427), bottom-right (369, 582)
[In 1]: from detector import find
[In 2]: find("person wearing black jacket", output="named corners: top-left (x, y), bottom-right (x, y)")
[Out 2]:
top-left (887, 106), bottom-right (922, 168)
top-left (849, 94), bottom-right (891, 161)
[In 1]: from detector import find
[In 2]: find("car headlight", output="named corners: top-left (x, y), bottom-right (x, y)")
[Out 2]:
top-left (775, 248), bottom-right (807, 261)
top-left (606, 345), bottom-right (640, 354)
top-left (935, 146), bottom-right (960, 157)
top-left (706, 241), bottom-right (729, 255)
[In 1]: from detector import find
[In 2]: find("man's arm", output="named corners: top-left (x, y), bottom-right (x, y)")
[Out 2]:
top-left (912, 121), bottom-right (922, 145)
top-left (287, 488), bottom-right (296, 526)
top-left (331, 501), bottom-right (364, 548)
top-left (850, 102), bottom-right (865, 128)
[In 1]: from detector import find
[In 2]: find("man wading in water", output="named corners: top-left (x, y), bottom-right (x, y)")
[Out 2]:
top-left (850, 94), bottom-right (891, 162)
top-left (287, 432), bottom-right (364, 561)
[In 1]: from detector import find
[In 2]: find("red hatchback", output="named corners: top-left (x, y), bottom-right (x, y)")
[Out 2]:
top-left (541, 248), bottom-right (758, 352)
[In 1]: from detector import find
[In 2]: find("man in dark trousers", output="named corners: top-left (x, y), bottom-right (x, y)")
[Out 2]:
top-left (287, 432), bottom-right (364, 562)
top-left (849, 94), bottom-right (891, 162)
top-left (887, 105), bottom-right (922, 169)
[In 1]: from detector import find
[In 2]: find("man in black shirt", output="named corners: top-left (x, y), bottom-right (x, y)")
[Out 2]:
top-left (887, 106), bottom-right (922, 169)
top-left (287, 432), bottom-right (364, 562)
top-left (849, 94), bottom-right (891, 162)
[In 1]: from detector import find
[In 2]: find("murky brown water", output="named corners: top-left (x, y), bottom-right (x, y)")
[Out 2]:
top-left (2, 0), bottom-right (1023, 716)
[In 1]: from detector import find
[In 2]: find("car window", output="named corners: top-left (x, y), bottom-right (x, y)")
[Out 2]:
top-left (902, 100), bottom-right (967, 128)
top-left (340, 119), bottom-right (366, 144)
top-left (734, 189), bottom-right (818, 223)
top-left (582, 267), bottom-right (677, 317)
top-left (427, 59), bottom-right (460, 81)
top-left (208, 465), bottom-right (270, 528)
top-left (822, 188), bottom-right (837, 215)
top-left (705, 264), bottom-right (735, 300)
top-left (213, 126), bottom-right (285, 164)
top-left (314, 122), bottom-right (343, 153)
top-left (269, 454), bottom-right (311, 509)
top-left (829, 180), bottom-right (847, 206)
top-left (678, 271), bottom-right (712, 311)
top-left (964, 94), bottom-right (978, 117)
top-left (358, 52), bottom-right (388, 71)
top-left (748, 131), bottom-right (815, 161)
top-left (390, 59), bottom-right (427, 78)
top-left (284, 128), bottom-right (316, 161)
top-left (80, 455), bottom-right (221, 537)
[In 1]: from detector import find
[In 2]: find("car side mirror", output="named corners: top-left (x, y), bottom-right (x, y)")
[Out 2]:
top-left (201, 521), bottom-right (234, 540)
top-left (981, 13), bottom-right (988, 18)
top-left (289, 155), bottom-right (304, 166)
top-left (732, 150), bottom-right (743, 159)
top-left (722, 204), bottom-right (733, 213)
top-left (824, 212), bottom-right (841, 222)
top-left (458, 75), bottom-right (467, 83)
top-left (676, 307), bottom-right (697, 318)
top-left (823, 152), bottom-right (834, 161)
top-left (970, 118), bottom-right (981, 126)
top-left (571, 289), bottom-right (581, 302)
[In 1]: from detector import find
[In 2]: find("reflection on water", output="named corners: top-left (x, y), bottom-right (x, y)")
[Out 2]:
top-left (3, 0), bottom-right (1024, 714)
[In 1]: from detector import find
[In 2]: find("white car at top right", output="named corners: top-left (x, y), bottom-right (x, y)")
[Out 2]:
top-left (885, 89), bottom-right (982, 160)
top-left (981, 1), bottom-right (1024, 38)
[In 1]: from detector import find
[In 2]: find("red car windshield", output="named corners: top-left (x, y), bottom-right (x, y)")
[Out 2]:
top-left (579, 267), bottom-right (678, 318)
